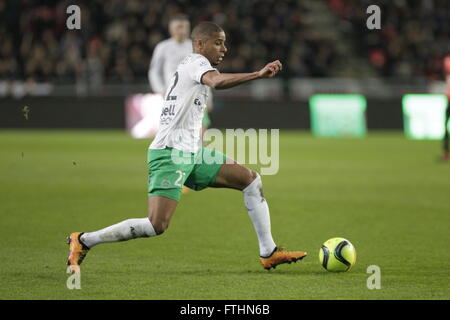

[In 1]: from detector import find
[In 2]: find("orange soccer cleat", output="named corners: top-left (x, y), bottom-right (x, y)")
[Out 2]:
top-left (66, 232), bottom-right (90, 273)
top-left (259, 247), bottom-right (307, 270)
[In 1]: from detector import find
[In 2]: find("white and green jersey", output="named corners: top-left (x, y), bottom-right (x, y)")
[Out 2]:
top-left (149, 53), bottom-right (217, 153)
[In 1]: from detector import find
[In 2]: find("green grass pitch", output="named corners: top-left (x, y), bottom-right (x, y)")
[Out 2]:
top-left (1, 130), bottom-right (449, 300)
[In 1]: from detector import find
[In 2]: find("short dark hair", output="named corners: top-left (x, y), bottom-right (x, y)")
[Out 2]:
top-left (169, 14), bottom-right (189, 24)
top-left (191, 22), bottom-right (224, 41)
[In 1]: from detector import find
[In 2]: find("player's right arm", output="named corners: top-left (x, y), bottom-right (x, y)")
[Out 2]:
top-left (201, 60), bottom-right (282, 90)
top-left (148, 43), bottom-right (166, 94)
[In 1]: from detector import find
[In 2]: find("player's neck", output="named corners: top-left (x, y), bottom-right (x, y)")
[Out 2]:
top-left (193, 50), bottom-right (206, 59)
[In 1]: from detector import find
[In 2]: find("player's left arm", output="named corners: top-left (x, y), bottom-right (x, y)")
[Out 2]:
top-left (201, 60), bottom-right (282, 90)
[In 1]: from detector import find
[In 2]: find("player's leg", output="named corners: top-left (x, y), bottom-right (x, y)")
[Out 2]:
top-left (212, 158), bottom-right (307, 269)
top-left (212, 160), bottom-right (276, 256)
top-left (78, 196), bottom-right (176, 247)
top-left (147, 195), bottom-right (178, 234)
top-left (67, 217), bottom-right (155, 273)
top-left (78, 217), bottom-right (157, 248)
top-left (67, 197), bottom-right (176, 273)
top-left (67, 147), bottom-right (187, 272)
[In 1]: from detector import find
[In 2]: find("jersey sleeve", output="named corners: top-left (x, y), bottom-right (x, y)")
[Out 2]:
top-left (187, 55), bottom-right (218, 84)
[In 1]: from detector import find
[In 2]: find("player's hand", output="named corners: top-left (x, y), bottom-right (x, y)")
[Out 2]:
top-left (258, 60), bottom-right (283, 78)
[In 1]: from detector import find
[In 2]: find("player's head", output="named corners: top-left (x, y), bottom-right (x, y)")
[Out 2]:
top-left (191, 22), bottom-right (227, 66)
top-left (169, 14), bottom-right (190, 42)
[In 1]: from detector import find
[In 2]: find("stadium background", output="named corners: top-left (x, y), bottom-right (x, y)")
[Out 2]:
top-left (1, 0), bottom-right (448, 130)
top-left (1, 0), bottom-right (450, 300)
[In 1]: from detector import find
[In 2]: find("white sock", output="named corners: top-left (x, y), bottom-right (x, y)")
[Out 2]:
top-left (80, 218), bottom-right (157, 249)
top-left (243, 174), bottom-right (277, 257)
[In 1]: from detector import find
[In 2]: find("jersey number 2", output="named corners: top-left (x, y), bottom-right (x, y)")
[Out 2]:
top-left (174, 170), bottom-right (186, 187)
top-left (166, 72), bottom-right (179, 101)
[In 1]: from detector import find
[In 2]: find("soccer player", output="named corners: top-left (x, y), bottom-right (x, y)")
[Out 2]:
top-left (148, 14), bottom-right (213, 134)
top-left (67, 22), bottom-right (307, 273)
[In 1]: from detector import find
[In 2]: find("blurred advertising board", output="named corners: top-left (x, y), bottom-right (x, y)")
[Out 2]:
top-left (309, 94), bottom-right (367, 137)
top-left (125, 93), bottom-right (164, 139)
top-left (402, 94), bottom-right (448, 140)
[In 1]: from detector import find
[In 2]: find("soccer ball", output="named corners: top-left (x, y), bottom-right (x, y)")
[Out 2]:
top-left (319, 237), bottom-right (356, 272)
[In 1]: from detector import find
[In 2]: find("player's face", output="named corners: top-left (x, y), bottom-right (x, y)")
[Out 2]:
top-left (169, 20), bottom-right (190, 42)
top-left (203, 31), bottom-right (227, 66)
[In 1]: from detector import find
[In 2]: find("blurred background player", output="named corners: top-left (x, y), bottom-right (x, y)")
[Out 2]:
top-left (148, 14), bottom-right (191, 95)
top-left (442, 54), bottom-right (450, 161)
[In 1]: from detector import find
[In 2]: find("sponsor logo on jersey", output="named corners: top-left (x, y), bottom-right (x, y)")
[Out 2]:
top-left (161, 105), bottom-right (176, 116)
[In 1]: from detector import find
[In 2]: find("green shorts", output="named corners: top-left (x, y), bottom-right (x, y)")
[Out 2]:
top-left (147, 147), bottom-right (227, 201)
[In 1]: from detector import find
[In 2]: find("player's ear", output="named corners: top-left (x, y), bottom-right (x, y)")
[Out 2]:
top-left (192, 39), bottom-right (199, 50)
top-left (196, 38), bottom-right (206, 50)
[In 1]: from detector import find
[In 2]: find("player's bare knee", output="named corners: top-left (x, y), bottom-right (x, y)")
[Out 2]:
top-left (149, 217), bottom-right (168, 235)
top-left (153, 222), bottom-right (168, 235)
top-left (243, 170), bottom-right (259, 189)
top-left (250, 170), bottom-right (258, 182)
